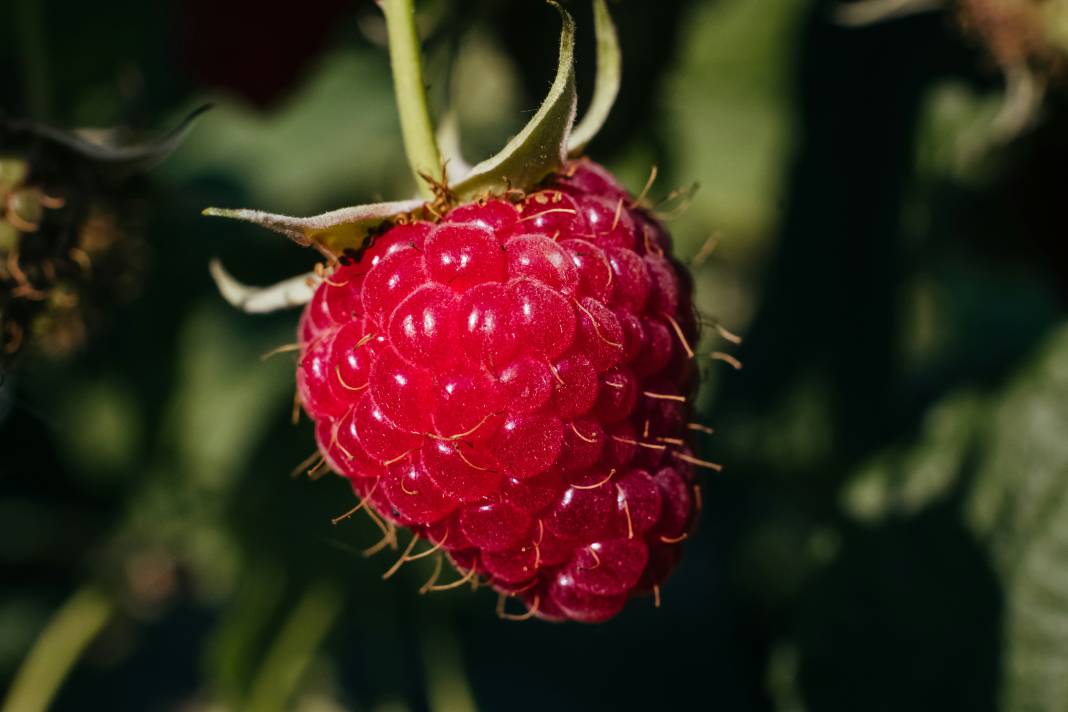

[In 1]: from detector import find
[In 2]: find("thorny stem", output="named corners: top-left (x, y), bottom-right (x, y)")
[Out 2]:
top-left (1, 586), bottom-right (114, 712)
top-left (378, 0), bottom-right (442, 200)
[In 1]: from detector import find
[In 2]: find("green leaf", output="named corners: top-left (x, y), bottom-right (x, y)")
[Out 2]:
top-left (963, 325), bottom-right (1068, 711)
top-left (972, 331), bottom-right (1068, 709)
top-left (567, 0), bottom-right (622, 156)
top-left (0, 105), bottom-right (211, 179)
top-left (996, 493), bottom-right (1068, 711)
top-left (450, 1), bottom-right (577, 200)
top-left (841, 392), bottom-right (985, 524)
top-left (831, 0), bottom-right (944, 28)
top-left (202, 198), bottom-right (424, 257)
top-left (839, 322), bottom-right (1068, 711)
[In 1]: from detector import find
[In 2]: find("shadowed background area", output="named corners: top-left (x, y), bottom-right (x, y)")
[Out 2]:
top-left (3, 0), bottom-right (1068, 709)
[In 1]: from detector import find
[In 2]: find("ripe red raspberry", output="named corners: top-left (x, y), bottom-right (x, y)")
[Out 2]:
top-left (298, 158), bottom-right (702, 622)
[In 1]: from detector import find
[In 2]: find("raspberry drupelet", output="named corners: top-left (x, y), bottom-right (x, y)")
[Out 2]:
top-left (297, 159), bottom-right (702, 622)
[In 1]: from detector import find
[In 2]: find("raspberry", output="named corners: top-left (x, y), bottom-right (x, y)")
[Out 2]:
top-left (199, 0), bottom-right (713, 623)
top-left (298, 158), bottom-right (701, 622)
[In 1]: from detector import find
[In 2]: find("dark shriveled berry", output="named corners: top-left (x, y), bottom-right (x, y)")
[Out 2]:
top-left (299, 159), bottom-right (701, 622)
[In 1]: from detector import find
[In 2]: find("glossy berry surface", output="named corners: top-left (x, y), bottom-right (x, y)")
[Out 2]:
top-left (298, 159), bottom-right (701, 622)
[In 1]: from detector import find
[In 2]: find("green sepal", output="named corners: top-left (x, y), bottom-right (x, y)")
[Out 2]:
top-left (567, 0), bottom-right (621, 156)
top-left (202, 199), bottom-right (425, 258)
top-left (204, 0), bottom-right (622, 267)
top-left (208, 259), bottom-right (317, 313)
top-left (450, 1), bottom-right (577, 200)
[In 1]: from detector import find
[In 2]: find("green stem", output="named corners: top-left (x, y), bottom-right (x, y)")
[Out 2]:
top-left (244, 581), bottom-right (343, 712)
top-left (379, 0), bottom-right (442, 200)
top-left (1, 587), bottom-right (114, 712)
top-left (419, 617), bottom-right (478, 712)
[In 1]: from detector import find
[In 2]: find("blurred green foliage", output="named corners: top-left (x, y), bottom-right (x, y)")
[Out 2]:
top-left (4, 0), bottom-right (1068, 710)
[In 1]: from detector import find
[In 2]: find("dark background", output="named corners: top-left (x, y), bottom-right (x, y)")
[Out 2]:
top-left (3, 0), bottom-right (1068, 710)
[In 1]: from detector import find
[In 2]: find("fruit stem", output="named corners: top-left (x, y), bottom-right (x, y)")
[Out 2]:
top-left (378, 0), bottom-right (442, 200)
